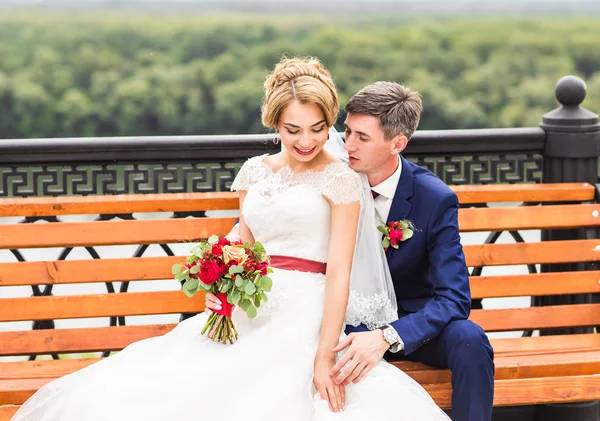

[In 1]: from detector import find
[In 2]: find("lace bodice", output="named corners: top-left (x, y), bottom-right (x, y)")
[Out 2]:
top-left (231, 154), bottom-right (362, 262)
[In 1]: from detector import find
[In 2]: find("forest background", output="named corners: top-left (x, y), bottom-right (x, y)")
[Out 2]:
top-left (1, 0), bottom-right (599, 139)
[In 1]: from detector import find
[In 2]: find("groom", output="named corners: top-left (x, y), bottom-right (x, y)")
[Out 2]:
top-left (331, 81), bottom-right (495, 421)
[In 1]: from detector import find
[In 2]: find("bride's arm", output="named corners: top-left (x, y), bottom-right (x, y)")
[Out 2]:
top-left (313, 197), bottom-right (360, 412)
top-left (237, 191), bottom-right (255, 244)
top-left (317, 198), bottom-right (360, 356)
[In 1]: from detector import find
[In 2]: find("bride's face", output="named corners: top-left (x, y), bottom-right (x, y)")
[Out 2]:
top-left (276, 100), bottom-right (329, 163)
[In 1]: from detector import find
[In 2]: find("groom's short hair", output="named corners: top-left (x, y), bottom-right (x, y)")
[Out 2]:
top-left (345, 81), bottom-right (422, 141)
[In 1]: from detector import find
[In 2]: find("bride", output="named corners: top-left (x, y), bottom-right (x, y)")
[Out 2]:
top-left (11, 57), bottom-right (449, 420)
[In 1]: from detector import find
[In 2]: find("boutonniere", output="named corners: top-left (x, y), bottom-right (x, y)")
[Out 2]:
top-left (377, 219), bottom-right (415, 251)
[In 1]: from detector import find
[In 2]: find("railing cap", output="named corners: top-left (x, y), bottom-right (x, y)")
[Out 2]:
top-left (542, 75), bottom-right (599, 130)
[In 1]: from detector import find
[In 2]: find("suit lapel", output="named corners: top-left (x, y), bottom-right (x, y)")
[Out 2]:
top-left (385, 155), bottom-right (414, 260)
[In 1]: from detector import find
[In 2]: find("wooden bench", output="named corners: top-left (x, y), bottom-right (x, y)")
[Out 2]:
top-left (1, 183), bottom-right (599, 419)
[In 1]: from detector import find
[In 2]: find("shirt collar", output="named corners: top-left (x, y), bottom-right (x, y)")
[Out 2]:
top-left (371, 155), bottom-right (402, 200)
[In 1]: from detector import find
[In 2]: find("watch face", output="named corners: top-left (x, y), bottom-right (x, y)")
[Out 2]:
top-left (384, 329), bottom-right (397, 344)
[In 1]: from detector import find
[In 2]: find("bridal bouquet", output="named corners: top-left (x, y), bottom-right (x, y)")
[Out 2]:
top-left (172, 235), bottom-right (273, 344)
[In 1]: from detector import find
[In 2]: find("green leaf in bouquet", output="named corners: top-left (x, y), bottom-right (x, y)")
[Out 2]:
top-left (267, 267), bottom-right (274, 274)
top-left (261, 276), bottom-right (273, 292)
top-left (191, 246), bottom-right (204, 258)
top-left (183, 287), bottom-right (196, 298)
top-left (183, 278), bottom-right (199, 292)
top-left (174, 271), bottom-right (185, 282)
top-left (245, 303), bottom-right (258, 319)
top-left (198, 281), bottom-right (213, 291)
top-left (171, 263), bottom-right (182, 275)
top-left (244, 281), bottom-right (256, 295)
top-left (235, 275), bottom-right (244, 288)
top-left (240, 299), bottom-right (251, 311)
top-left (260, 292), bottom-right (268, 303)
top-left (254, 294), bottom-right (261, 308)
top-left (253, 241), bottom-right (267, 261)
top-left (190, 265), bottom-right (200, 274)
top-left (220, 280), bottom-right (233, 293)
top-left (229, 290), bottom-right (241, 305)
top-left (187, 254), bottom-right (199, 264)
top-left (229, 265), bottom-right (244, 275)
top-left (254, 274), bottom-right (262, 288)
top-left (207, 235), bottom-right (219, 245)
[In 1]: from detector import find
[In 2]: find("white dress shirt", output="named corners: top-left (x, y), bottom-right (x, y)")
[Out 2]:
top-left (371, 155), bottom-right (402, 225)
top-left (370, 155), bottom-right (405, 352)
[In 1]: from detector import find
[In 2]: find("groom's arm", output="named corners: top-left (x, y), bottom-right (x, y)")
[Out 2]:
top-left (389, 190), bottom-right (471, 355)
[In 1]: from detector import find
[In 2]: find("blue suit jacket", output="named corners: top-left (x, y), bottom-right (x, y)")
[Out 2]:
top-left (345, 155), bottom-right (471, 355)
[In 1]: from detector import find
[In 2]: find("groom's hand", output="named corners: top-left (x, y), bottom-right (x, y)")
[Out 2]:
top-left (330, 331), bottom-right (389, 385)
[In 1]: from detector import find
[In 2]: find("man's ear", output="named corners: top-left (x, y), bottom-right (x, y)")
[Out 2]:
top-left (391, 134), bottom-right (408, 154)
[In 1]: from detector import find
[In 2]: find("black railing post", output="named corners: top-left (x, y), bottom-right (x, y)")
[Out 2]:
top-left (539, 75), bottom-right (600, 327)
top-left (537, 76), bottom-right (600, 421)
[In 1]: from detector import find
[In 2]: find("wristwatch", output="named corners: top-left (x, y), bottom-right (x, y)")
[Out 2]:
top-left (378, 324), bottom-right (400, 347)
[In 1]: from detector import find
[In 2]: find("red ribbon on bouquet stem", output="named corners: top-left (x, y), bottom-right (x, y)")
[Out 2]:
top-left (214, 293), bottom-right (234, 318)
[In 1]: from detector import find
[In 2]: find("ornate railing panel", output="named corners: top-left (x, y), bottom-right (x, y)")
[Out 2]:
top-left (0, 127), bottom-right (545, 197)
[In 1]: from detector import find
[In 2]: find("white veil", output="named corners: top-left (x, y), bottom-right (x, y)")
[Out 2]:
top-left (323, 128), bottom-right (399, 329)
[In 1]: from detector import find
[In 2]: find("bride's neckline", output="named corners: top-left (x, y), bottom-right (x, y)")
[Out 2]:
top-left (258, 154), bottom-right (341, 177)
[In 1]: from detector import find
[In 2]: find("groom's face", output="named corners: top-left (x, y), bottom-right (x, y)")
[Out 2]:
top-left (343, 113), bottom-right (398, 175)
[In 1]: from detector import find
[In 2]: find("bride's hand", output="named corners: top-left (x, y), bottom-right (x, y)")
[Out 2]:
top-left (313, 353), bottom-right (345, 413)
top-left (205, 292), bottom-right (232, 317)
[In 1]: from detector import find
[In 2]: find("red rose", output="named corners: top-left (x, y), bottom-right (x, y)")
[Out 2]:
top-left (389, 229), bottom-right (404, 246)
top-left (211, 245), bottom-right (223, 256)
top-left (199, 260), bottom-right (225, 285)
top-left (218, 237), bottom-right (230, 246)
top-left (256, 262), bottom-right (268, 276)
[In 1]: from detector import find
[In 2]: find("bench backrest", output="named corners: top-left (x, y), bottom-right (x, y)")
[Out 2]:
top-left (1, 183), bottom-right (599, 358)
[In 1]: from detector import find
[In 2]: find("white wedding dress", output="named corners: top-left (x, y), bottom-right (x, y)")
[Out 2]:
top-left (11, 155), bottom-right (449, 421)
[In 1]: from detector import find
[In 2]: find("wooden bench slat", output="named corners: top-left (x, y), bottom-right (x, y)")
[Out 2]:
top-left (2, 374), bottom-right (599, 408)
top-left (2, 325), bottom-right (596, 358)
top-left (5, 349), bottom-right (598, 387)
top-left (0, 406), bottom-right (19, 421)
top-left (399, 350), bottom-right (600, 384)
top-left (427, 374), bottom-right (600, 408)
top-left (1, 240), bottom-right (599, 288)
top-left (470, 304), bottom-right (600, 332)
top-left (0, 324), bottom-right (177, 356)
top-left (490, 334), bottom-right (600, 354)
top-left (453, 183), bottom-right (595, 204)
top-left (459, 203), bottom-right (600, 232)
top-left (0, 217), bottom-right (237, 249)
top-left (0, 379), bottom-right (46, 405)
top-left (0, 184), bottom-right (593, 218)
top-left (0, 256), bottom-right (183, 286)
top-left (470, 271), bottom-right (600, 299)
top-left (2, 205), bottom-right (600, 249)
top-left (464, 239), bottom-right (600, 267)
top-left (0, 359), bottom-right (102, 379)
top-left (2, 293), bottom-right (597, 329)
top-left (2, 321), bottom-right (598, 360)
top-left (0, 292), bottom-right (205, 323)
top-left (0, 192), bottom-right (240, 217)
top-left (4, 255), bottom-right (600, 297)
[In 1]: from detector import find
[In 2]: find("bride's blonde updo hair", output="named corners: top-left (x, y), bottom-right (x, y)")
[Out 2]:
top-left (261, 56), bottom-right (339, 129)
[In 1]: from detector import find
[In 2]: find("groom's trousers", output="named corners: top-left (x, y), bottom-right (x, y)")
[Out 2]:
top-left (384, 319), bottom-right (495, 421)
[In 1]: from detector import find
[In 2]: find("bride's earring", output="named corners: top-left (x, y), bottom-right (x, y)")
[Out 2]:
top-left (274, 131), bottom-right (280, 145)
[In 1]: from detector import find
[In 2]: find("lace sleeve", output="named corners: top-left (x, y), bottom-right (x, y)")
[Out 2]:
top-left (230, 154), bottom-right (268, 192)
top-left (321, 166), bottom-right (363, 205)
